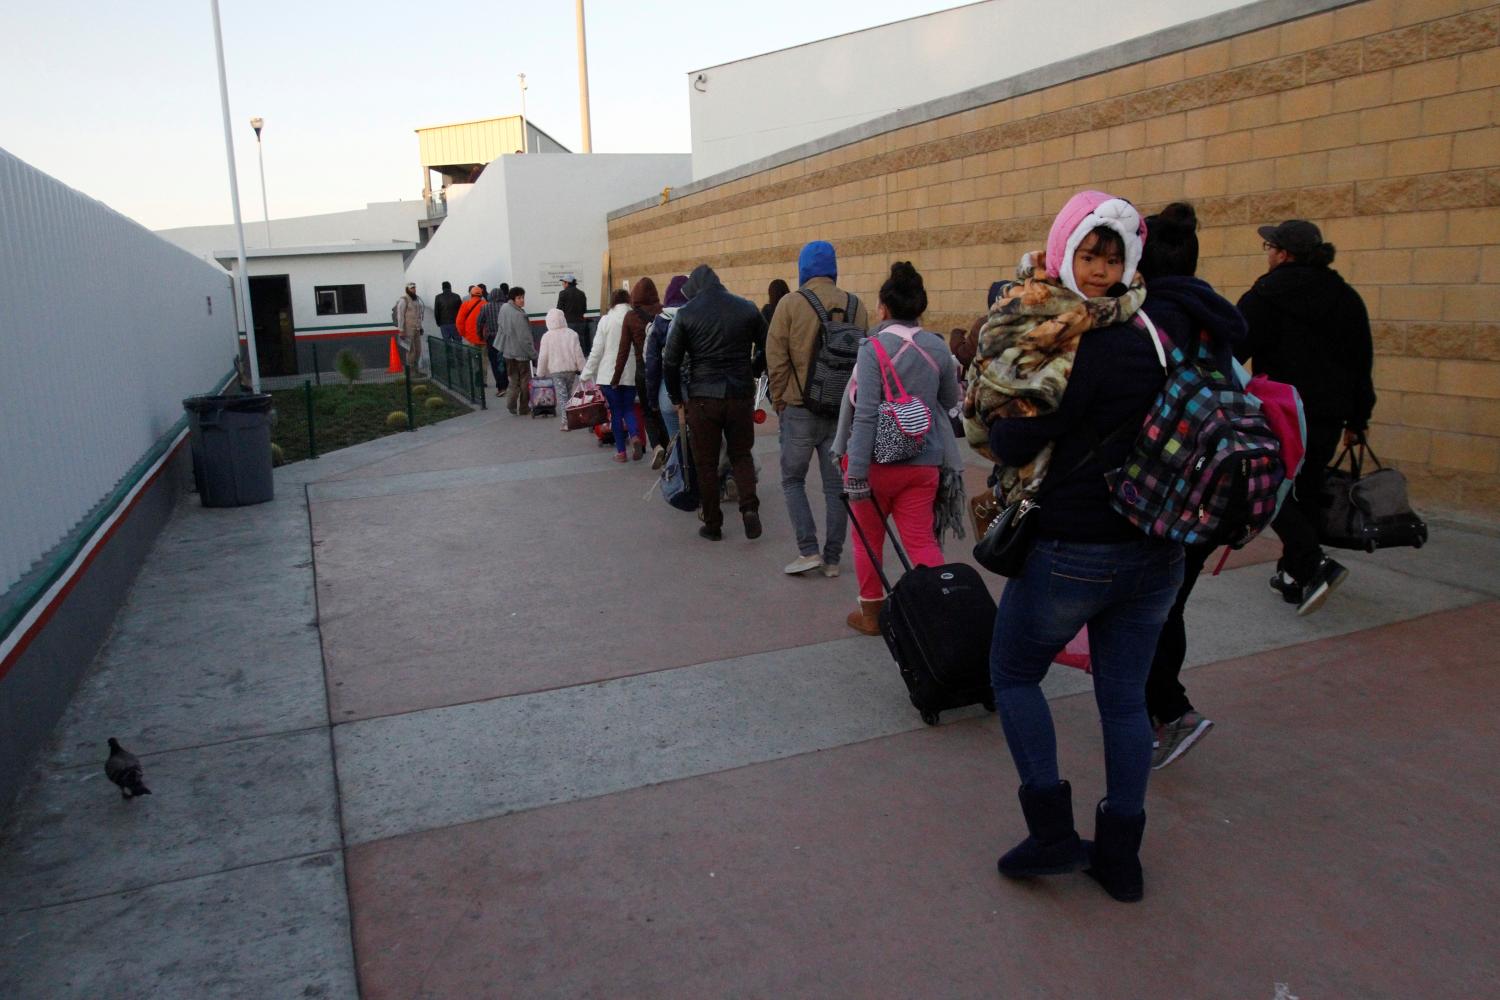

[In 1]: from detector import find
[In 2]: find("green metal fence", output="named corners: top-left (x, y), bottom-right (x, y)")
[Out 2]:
top-left (427, 336), bottom-right (487, 408)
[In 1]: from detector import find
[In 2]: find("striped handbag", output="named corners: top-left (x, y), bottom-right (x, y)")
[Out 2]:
top-left (871, 337), bottom-right (932, 465)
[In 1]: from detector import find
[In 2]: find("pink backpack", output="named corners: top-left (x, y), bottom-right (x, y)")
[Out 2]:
top-left (1241, 364), bottom-right (1307, 507)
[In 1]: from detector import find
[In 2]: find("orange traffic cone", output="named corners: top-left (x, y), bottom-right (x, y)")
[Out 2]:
top-left (387, 335), bottom-right (402, 374)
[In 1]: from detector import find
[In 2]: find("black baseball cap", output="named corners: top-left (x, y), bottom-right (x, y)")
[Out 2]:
top-left (1257, 219), bottom-right (1322, 254)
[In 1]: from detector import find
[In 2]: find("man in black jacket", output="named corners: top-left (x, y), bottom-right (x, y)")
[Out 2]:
top-left (557, 275), bottom-right (590, 355)
top-left (663, 264), bottom-right (768, 541)
top-left (1238, 219), bottom-right (1376, 616)
top-left (433, 281), bottom-right (463, 342)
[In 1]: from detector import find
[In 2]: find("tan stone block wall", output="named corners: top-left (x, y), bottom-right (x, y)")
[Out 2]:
top-left (610, 0), bottom-right (1500, 516)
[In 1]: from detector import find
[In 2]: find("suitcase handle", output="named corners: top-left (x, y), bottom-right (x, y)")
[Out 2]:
top-left (839, 492), bottom-right (916, 597)
top-left (1331, 431), bottom-right (1384, 479)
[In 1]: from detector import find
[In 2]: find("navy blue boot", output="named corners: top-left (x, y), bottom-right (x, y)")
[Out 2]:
top-left (997, 780), bottom-right (1088, 877)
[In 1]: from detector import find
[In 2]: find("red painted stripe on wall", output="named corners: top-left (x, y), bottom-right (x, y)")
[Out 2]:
top-left (0, 436), bottom-right (187, 683)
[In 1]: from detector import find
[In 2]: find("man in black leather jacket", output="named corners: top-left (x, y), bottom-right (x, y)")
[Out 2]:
top-left (663, 264), bottom-right (768, 541)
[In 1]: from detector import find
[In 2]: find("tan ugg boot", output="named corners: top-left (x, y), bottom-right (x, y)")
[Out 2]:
top-left (845, 598), bottom-right (883, 636)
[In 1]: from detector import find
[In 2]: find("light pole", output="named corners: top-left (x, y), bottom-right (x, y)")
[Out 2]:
top-left (575, 0), bottom-right (592, 152)
top-left (249, 116), bottom-right (270, 247)
top-left (210, 0), bottom-right (260, 391)
top-left (518, 74), bottom-right (528, 154)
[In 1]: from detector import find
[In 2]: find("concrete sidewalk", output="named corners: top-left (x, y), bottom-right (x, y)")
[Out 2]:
top-left (2, 403), bottom-right (1497, 998)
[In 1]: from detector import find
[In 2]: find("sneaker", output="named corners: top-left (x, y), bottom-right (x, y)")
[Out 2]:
top-left (699, 525), bottom-right (723, 541)
top-left (784, 553), bottom-right (822, 575)
top-left (650, 445), bottom-right (667, 470)
top-left (743, 511), bottom-right (763, 539)
top-left (820, 562), bottom-right (841, 578)
top-left (1151, 712), bottom-right (1214, 770)
top-left (1268, 571), bottom-right (1301, 604)
top-left (630, 438), bottom-right (645, 461)
top-left (1296, 558), bottom-right (1349, 617)
top-left (724, 479), bottom-right (740, 503)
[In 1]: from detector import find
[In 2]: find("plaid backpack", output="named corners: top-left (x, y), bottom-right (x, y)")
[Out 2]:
top-left (1108, 315), bottom-right (1285, 548)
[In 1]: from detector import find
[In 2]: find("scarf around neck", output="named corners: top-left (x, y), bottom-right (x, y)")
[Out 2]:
top-left (962, 258), bottom-right (1146, 503)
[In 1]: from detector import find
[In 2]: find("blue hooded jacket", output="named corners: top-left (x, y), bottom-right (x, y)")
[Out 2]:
top-left (798, 241), bottom-right (837, 287)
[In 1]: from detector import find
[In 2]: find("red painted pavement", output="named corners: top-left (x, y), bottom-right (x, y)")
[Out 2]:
top-left (345, 602), bottom-right (1500, 998)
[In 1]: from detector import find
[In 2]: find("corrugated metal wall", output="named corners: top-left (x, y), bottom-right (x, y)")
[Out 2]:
top-left (0, 147), bottom-right (237, 595)
top-left (417, 118), bottom-right (524, 168)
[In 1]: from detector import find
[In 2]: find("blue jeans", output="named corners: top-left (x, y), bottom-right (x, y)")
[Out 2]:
top-left (989, 537), bottom-right (1184, 817)
top-left (439, 323), bottom-right (459, 343)
top-left (659, 383), bottom-right (680, 442)
top-left (599, 385), bottom-right (639, 453)
top-left (778, 406), bottom-right (845, 563)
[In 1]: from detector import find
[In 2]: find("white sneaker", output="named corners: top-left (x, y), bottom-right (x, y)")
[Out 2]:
top-left (820, 563), bottom-right (841, 578)
top-left (784, 553), bottom-right (822, 575)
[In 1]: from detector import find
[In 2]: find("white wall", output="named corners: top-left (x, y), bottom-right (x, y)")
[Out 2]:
top-left (0, 147), bottom-right (237, 595)
top-left (405, 154), bottom-right (692, 321)
top-left (688, 0), bottom-right (1260, 179)
top-left (157, 200), bottom-right (427, 257)
top-left (402, 165), bottom-right (513, 315)
top-left (242, 251), bottom-right (410, 336)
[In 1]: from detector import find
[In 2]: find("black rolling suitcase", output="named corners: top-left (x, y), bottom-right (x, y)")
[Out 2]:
top-left (844, 494), bottom-right (997, 725)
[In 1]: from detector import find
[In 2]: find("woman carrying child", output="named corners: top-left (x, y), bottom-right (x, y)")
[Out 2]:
top-left (972, 191), bottom-right (1179, 902)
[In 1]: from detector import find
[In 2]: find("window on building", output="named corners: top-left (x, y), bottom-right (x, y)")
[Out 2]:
top-left (313, 284), bottom-right (368, 315)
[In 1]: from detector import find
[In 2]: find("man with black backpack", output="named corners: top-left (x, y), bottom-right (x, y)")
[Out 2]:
top-left (767, 240), bottom-right (870, 577)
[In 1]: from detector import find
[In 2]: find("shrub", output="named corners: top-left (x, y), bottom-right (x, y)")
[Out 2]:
top-left (412, 384), bottom-right (430, 397)
top-left (385, 410), bottom-right (409, 430)
top-left (424, 395), bottom-right (446, 411)
top-left (270, 442), bottom-right (286, 467)
top-left (335, 349), bottom-right (362, 385)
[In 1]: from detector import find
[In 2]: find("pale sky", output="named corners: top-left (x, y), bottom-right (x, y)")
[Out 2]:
top-left (1, 0), bottom-right (962, 232)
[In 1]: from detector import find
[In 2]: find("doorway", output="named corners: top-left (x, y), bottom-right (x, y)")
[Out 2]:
top-left (249, 275), bottom-right (297, 376)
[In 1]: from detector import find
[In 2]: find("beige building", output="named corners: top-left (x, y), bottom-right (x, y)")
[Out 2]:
top-left (609, 0), bottom-right (1500, 517)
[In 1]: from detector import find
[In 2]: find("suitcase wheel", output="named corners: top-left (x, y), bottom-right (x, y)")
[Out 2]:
top-left (920, 710), bottom-right (940, 726)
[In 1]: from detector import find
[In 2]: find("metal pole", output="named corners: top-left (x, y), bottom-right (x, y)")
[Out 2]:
top-left (252, 125), bottom-right (271, 247)
top-left (405, 364), bottom-right (415, 431)
top-left (518, 73), bottom-right (529, 154)
top-left (304, 379), bottom-right (317, 460)
top-left (575, 0), bottom-right (592, 153)
top-left (210, 0), bottom-right (261, 392)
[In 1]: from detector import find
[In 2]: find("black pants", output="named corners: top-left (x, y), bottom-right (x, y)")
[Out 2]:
top-left (1272, 420), bottom-right (1343, 584)
top-left (641, 404), bottom-right (670, 451)
top-left (687, 396), bottom-right (758, 531)
top-left (1145, 542), bottom-right (1213, 725)
top-left (486, 344), bottom-right (508, 393)
top-left (570, 319), bottom-right (592, 358)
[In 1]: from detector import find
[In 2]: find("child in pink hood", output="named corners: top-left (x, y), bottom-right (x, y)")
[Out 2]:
top-left (537, 308), bottom-right (586, 430)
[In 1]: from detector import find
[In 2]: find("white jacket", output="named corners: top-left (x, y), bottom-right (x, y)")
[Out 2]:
top-left (537, 308), bottom-right (586, 376)
top-left (581, 302), bottom-right (634, 387)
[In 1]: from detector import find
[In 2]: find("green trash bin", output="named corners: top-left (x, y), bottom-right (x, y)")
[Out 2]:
top-left (182, 393), bottom-right (275, 507)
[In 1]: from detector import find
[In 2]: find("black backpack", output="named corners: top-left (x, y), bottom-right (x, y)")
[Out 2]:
top-left (792, 288), bottom-right (863, 417)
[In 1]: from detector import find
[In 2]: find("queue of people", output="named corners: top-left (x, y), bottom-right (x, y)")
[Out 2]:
top-left (397, 198), bottom-right (1373, 907)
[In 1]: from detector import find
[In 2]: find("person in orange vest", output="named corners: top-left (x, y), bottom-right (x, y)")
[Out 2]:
top-left (456, 285), bottom-right (486, 346)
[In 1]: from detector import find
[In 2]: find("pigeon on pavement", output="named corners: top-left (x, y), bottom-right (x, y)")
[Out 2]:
top-left (104, 738), bottom-right (151, 799)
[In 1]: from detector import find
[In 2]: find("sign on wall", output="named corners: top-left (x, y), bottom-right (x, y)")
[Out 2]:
top-left (538, 262), bottom-right (584, 296)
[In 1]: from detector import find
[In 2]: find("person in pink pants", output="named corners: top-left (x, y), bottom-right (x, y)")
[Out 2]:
top-left (833, 261), bottom-right (961, 634)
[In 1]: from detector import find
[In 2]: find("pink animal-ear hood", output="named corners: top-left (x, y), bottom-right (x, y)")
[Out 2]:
top-left (1045, 190), bottom-right (1148, 296)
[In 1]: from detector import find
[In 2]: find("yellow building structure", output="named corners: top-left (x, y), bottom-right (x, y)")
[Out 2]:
top-left (416, 115), bottom-right (570, 205)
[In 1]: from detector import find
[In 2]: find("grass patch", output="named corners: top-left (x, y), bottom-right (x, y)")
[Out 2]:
top-left (269, 380), bottom-right (469, 463)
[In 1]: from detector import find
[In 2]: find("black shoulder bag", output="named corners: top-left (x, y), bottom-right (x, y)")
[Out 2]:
top-left (972, 419), bottom-right (1136, 577)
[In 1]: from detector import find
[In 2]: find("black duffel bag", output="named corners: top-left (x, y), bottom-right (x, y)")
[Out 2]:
top-left (1319, 435), bottom-right (1428, 553)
